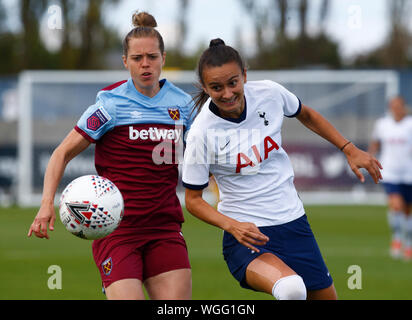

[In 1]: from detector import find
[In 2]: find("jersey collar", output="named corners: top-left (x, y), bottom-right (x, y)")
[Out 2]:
top-left (127, 78), bottom-right (168, 102)
top-left (208, 97), bottom-right (247, 123)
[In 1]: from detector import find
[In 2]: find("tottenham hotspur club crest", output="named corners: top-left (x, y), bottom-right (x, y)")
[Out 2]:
top-left (257, 111), bottom-right (269, 126)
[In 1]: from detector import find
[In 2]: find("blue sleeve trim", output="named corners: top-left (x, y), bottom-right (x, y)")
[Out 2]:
top-left (182, 181), bottom-right (209, 190)
top-left (285, 98), bottom-right (302, 118)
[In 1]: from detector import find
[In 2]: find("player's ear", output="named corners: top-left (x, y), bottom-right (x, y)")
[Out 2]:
top-left (201, 84), bottom-right (209, 96)
top-left (162, 51), bottom-right (166, 67)
top-left (122, 55), bottom-right (128, 70)
top-left (243, 68), bottom-right (247, 84)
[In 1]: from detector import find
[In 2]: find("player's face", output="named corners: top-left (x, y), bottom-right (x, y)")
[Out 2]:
top-left (123, 37), bottom-right (165, 97)
top-left (201, 61), bottom-right (247, 118)
top-left (389, 97), bottom-right (407, 122)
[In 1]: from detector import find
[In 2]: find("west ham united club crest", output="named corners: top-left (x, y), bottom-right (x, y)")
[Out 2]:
top-left (168, 108), bottom-right (180, 121)
top-left (101, 257), bottom-right (112, 276)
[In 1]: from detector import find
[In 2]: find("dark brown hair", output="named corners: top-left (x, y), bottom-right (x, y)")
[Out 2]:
top-left (193, 38), bottom-right (246, 114)
top-left (122, 11), bottom-right (165, 56)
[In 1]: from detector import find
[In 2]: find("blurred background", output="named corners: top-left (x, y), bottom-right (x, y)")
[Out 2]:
top-left (1, 0), bottom-right (412, 206)
top-left (1, 0), bottom-right (412, 301)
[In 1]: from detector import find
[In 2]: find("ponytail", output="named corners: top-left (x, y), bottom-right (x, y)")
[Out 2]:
top-left (192, 38), bottom-right (246, 115)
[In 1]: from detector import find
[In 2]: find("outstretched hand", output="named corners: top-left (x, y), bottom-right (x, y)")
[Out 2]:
top-left (28, 203), bottom-right (56, 239)
top-left (343, 142), bottom-right (383, 184)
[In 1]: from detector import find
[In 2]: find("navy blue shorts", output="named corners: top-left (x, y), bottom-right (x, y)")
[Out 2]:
top-left (382, 183), bottom-right (412, 204)
top-left (222, 214), bottom-right (333, 291)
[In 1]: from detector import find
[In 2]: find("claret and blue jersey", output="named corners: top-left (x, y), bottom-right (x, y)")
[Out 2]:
top-left (75, 78), bottom-right (195, 233)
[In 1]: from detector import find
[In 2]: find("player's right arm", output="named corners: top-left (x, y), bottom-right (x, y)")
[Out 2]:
top-left (368, 120), bottom-right (382, 157)
top-left (368, 140), bottom-right (381, 157)
top-left (182, 125), bottom-right (268, 252)
top-left (28, 129), bottom-right (91, 239)
top-left (185, 188), bottom-right (269, 252)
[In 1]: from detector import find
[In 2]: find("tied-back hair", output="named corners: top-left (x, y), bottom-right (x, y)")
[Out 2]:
top-left (193, 38), bottom-right (246, 115)
top-left (122, 11), bottom-right (165, 56)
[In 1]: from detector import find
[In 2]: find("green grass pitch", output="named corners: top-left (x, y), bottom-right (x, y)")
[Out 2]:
top-left (1, 205), bottom-right (411, 300)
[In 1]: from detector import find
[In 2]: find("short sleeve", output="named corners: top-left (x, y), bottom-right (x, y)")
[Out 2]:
top-left (75, 97), bottom-right (116, 142)
top-left (182, 130), bottom-right (210, 190)
top-left (267, 81), bottom-right (301, 118)
top-left (371, 119), bottom-right (383, 141)
top-left (279, 86), bottom-right (301, 118)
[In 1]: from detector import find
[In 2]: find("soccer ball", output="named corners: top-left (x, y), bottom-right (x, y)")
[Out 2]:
top-left (59, 175), bottom-right (124, 240)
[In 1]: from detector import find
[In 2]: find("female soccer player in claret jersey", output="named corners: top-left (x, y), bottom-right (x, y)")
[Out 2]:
top-left (28, 11), bottom-right (194, 300)
top-left (182, 39), bottom-right (383, 300)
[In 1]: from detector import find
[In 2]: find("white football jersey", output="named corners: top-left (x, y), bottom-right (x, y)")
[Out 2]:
top-left (182, 80), bottom-right (305, 226)
top-left (371, 115), bottom-right (412, 184)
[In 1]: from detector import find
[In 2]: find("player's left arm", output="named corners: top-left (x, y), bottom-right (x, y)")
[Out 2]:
top-left (296, 104), bottom-right (383, 184)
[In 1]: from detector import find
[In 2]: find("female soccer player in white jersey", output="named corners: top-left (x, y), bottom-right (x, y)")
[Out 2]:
top-left (28, 12), bottom-right (193, 300)
top-left (369, 97), bottom-right (412, 260)
top-left (182, 39), bottom-right (383, 300)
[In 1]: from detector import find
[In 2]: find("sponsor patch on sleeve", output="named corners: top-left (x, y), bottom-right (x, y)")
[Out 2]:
top-left (87, 107), bottom-right (111, 131)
